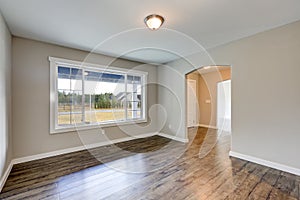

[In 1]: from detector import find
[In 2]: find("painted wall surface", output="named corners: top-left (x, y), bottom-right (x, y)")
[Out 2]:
top-left (0, 12), bottom-right (12, 181)
top-left (157, 65), bottom-right (186, 139)
top-left (220, 69), bottom-right (231, 81)
top-left (198, 68), bottom-right (231, 126)
top-left (158, 20), bottom-right (300, 169)
top-left (12, 37), bottom-right (158, 158)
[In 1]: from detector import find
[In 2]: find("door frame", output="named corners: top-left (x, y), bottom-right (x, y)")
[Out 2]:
top-left (187, 79), bottom-right (197, 127)
top-left (216, 79), bottom-right (231, 131)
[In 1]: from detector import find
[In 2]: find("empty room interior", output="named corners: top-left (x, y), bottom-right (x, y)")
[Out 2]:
top-left (0, 1), bottom-right (300, 199)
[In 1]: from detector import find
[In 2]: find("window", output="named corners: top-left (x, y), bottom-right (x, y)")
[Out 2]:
top-left (49, 57), bottom-right (147, 133)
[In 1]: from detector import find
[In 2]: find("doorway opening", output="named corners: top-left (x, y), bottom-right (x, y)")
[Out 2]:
top-left (185, 65), bottom-right (231, 158)
top-left (185, 65), bottom-right (231, 132)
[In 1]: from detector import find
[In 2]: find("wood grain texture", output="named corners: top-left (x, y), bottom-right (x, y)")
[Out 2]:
top-left (1, 127), bottom-right (299, 200)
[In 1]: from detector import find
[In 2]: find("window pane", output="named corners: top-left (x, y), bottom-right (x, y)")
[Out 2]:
top-left (127, 75), bottom-right (142, 119)
top-left (58, 89), bottom-right (72, 126)
top-left (71, 91), bottom-right (84, 125)
top-left (55, 64), bottom-right (146, 131)
top-left (84, 71), bottom-right (126, 123)
top-left (57, 66), bottom-right (83, 127)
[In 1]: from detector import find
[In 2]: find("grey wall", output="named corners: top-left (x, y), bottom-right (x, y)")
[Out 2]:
top-left (12, 37), bottom-right (158, 158)
top-left (157, 48), bottom-right (215, 140)
top-left (0, 12), bottom-right (12, 181)
top-left (157, 65), bottom-right (186, 138)
top-left (158, 20), bottom-right (300, 169)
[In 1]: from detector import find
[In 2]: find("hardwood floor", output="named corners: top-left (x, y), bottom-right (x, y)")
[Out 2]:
top-left (1, 127), bottom-right (299, 200)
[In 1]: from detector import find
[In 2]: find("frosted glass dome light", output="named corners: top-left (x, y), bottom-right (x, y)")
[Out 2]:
top-left (144, 14), bottom-right (164, 30)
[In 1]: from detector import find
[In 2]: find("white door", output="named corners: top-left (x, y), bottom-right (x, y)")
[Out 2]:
top-left (187, 79), bottom-right (197, 127)
top-left (217, 80), bottom-right (231, 132)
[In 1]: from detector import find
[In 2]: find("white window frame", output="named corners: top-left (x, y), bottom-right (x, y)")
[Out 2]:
top-left (49, 56), bottom-right (148, 134)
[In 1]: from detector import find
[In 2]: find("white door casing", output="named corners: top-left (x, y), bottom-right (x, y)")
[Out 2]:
top-left (217, 80), bottom-right (231, 132)
top-left (187, 79), bottom-right (197, 127)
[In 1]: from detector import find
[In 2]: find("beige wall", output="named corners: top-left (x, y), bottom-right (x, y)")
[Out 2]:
top-left (220, 69), bottom-right (231, 81)
top-left (158, 20), bottom-right (300, 169)
top-left (198, 68), bottom-right (231, 126)
top-left (12, 37), bottom-right (158, 158)
top-left (0, 12), bottom-right (12, 182)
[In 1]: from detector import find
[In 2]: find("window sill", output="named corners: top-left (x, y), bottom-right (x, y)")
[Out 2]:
top-left (50, 119), bottom-right (147, 134)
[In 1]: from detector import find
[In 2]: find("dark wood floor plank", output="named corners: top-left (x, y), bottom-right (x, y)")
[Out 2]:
top-left (1, 128), bottom-right (299, 200)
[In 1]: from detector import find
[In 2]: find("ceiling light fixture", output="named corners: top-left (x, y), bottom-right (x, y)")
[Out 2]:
top-left (144, 14), bottom-right (164, 30)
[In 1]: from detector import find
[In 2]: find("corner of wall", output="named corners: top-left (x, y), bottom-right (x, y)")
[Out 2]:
top-left (0, 10), bottom-right (13, 192)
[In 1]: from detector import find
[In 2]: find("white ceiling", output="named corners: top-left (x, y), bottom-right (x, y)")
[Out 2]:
top-left (0, 0), bottom-right (300, 64)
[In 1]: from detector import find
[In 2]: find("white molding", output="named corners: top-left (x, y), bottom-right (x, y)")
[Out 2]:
top-left (82, 132), bottom-right (158, 149)
top-left (0, 161), bottom-right (13, 192)
top-left (13, 131), bottom-right (190, 165)
top-left (48, 56), bottom-right (149, 75)
top-left (49, 56), bottom-right (148, 134)
top-left (197, 124), bottom-right (218, 129)
top-left (158, 132), bottom-right (189, 143)
top-left (13, 132), bottom-right (158, 164)
top-left (229, 151), bottom-right (300, 176)
top-left (50, 119), bottom-right (148, 134)
top-left (13, 146), bottom-right (86, 164)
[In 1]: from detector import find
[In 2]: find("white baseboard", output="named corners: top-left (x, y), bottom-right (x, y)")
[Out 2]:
top-left (13, 132), bottom-right (158, 164)
top-left (197, 124), bottom-right (218, 129)
top-left (82, 132), bottom-right (158, 149)
top-left (229, 151), bottom-right (300, 176)
top-left (13, 146), bottom-right (85, 164)
top-left (13, 131), bottom-right (189, 165)
top-left (158, 132), bottom-right (189, 143)
top-left (0, 161), bottom-right (13, 192)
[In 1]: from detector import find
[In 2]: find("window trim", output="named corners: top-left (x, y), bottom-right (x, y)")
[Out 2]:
top-left (49, 56), bottom-right (148, 134)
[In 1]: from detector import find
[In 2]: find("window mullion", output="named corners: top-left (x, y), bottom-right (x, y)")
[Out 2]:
top-left (52, 56), bottom-right (148, 133)
top-left (82, 69), bottom-right (85, 124)
top-left (125, 74), bottom-right (128, 120)
top-left (141, 75), bottom-right (144, 119)
top-left (69, 70), bottom-right (72, 125)
top-left (55, 65), bottom-right (59, 129)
